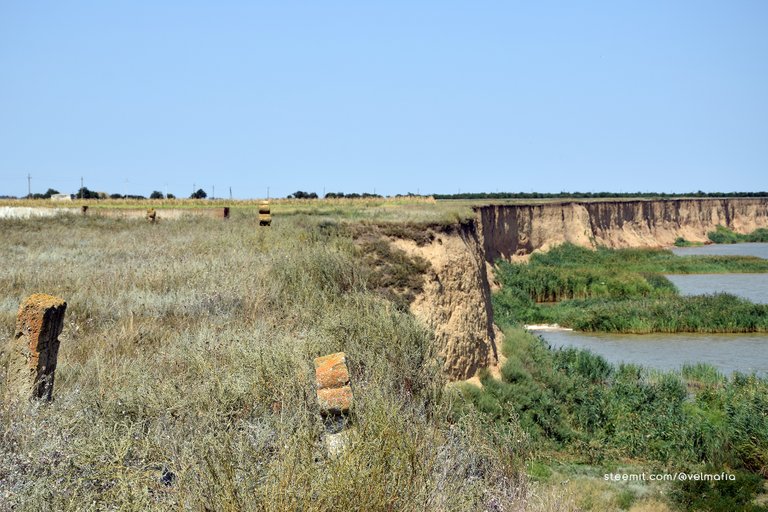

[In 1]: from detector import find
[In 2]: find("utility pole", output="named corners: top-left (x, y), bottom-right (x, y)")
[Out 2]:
top-left (80, 177), bottom-right (84, 199)
top-left (27, 174), bottom-right (31, 198)
top-left (212, 185), bottom-right (215, 200)
top-left (267, 186), bottom-right (270, 199)
top-left (229, 186), bottom-right (232, 200)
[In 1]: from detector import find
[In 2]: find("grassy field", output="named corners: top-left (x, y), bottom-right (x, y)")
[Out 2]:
top-left (0, 211), bottom-right (571, 511)
top-left (3, 203), bottom-right (768, 510)
top-left (6, 194), bottom-right (751, 225)
top-left (0, 196), bottom-right (477, 226)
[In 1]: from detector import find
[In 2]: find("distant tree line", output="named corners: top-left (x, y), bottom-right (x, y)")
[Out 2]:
top-left (16, 186), bottom-right (185, 200)
top-left (285, 191), bottom-right (384, 199)
top-left (323, 192), bottom-right (382, 199)
top-left (287, 191), bottom-right (318, 199)
top-left (433, 191), bottom-right (768, 200)
top-left (27, 188), bottom-right (62, 199)
top-left (10, 188), bottom-right (767, 201)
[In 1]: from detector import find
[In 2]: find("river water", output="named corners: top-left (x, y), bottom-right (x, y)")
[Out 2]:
top-left (533, 243), bottom-right (768, 376)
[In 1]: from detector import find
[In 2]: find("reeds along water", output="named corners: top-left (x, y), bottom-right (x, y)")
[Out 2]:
top-left (492, 243), bottom-right (768, 332)
top-left (462, 325), bottom-right (768, 509)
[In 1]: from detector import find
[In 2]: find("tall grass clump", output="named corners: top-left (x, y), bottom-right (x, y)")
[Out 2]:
top-left (0, 212), bottom-right (529, 511)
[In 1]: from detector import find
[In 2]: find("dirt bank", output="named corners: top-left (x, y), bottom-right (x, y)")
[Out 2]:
top-left (477, 197), bottom-right (768, 261)
top-left (391, 223), bottom-right (500, 380)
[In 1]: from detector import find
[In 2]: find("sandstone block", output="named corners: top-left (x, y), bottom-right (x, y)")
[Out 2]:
top-left (259, 201), bottom-right (271, 226)
top-left (317, 385), bottom-right (353, 414)
top-left (5, 294), bottom-right (67, 401)
top-left (314, 352), bottom-right (350, 390)
top-left (314, 352), bottom-right (353, 415)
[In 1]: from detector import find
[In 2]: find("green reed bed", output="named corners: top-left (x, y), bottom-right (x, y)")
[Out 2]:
top-left (459, 326), bottom-right (768, 511)
top-left (493, 243), bottom-right (768, 333)
top-left (472, 243), bottom-right (768, 509)
top-left (707, 225), bottom-right (768, 244)
top-left (522, 294), bottom-right (768, 333)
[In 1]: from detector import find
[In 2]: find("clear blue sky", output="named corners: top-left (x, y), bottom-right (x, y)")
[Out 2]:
top-left (1, 1), bottom-right (766, 198)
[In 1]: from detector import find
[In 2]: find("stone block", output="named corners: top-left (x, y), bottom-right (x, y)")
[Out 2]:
top-left (314, 352), bottom-right (350, 390)
top-left (314, 351), bottom-right (353, 416)
top-left (317, 385), bottom-right (353, 414)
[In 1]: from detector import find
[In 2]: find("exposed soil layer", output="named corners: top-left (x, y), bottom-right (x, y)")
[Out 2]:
top-left (477, 198), bottom-right (768, 261)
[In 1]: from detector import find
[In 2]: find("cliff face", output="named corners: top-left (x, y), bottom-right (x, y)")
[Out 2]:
top-left (396, 198), bottom-right (768, 380)
top-left (392, 223), bottom-right (499, 380)
top-left (477, 198), bottom-right (768, 262)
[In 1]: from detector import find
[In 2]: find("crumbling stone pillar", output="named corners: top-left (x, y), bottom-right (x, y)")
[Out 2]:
top-left (5, 294), bottom-right (67, 402)
top-left (314, 352), bottom-right (354, 455)
top-left (315, 352), bottom-right (353, 414)
top-left (259, 201), bottom-right (271, 226)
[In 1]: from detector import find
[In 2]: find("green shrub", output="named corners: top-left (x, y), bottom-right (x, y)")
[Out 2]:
top-left (670, 467), bottom-right (768, 512)
top-left (707, 225), bottom-right (768, 244)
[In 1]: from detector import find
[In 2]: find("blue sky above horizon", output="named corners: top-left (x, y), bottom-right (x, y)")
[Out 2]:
top-left (1, 1), bottom-right (766, 199)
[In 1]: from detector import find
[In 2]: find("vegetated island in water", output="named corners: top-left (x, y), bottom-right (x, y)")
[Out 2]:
top-left (492, 242), bottom-right (768, 333)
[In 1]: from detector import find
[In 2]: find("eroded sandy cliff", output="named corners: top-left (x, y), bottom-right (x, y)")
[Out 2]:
top-left (478, 198), bottom-right (768, 262)
top-left (398, 198), bottom-right (768, 380)
top-left (392, 223), bottom-right (499, 380)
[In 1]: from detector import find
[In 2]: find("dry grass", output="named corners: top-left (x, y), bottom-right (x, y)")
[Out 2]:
top-left (0, 212), bottom-right (539, 511)
top-left (0, 196), bottom-right (475, 226)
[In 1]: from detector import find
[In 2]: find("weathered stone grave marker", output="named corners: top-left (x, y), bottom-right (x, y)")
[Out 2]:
top-left (314, 352), bottom-right (354, 455)
top-left (4, 294), bottom-right (67, 402)
top-left (259, 201), bottom-right (271, 226)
